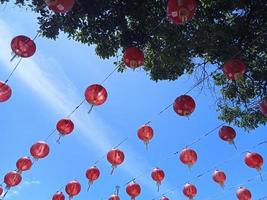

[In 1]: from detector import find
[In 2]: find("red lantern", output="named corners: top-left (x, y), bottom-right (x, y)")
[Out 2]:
top-left (137, 125), bottom-right (154, 148)
top-left (85, 84), bottom-right (107, 112)
top-left (11, 35), bottom-right (36, 58)
top-left (85, 166), bottom-right (100, 189)
top-left (244, 152), bottom-right (263, 171)
top-left (44, 0), bottom-right (75, 13)
top-left (259, 98), bottom-right (267, 117)
top-left (123, 47), bottom-right (144, 69)
top-left (0, 186), bottom-right (3, 195)
top-left (126, 181), bottom-right (141, 200)
top-left (0, 81), bottom-right (12, 102)
top-left (236, 187), bottom-right (252, 200)
top-left (179, 148), bottom-right (198, 168)
top-left (167, 0), bottom-right (196, 25)
top-left (219, 125), bottom-right (237, 149)
top-left (109, 186), bottom-right (120, 200)
top-left (151, 167), bottom-right (165, 191)
top-left (212, 170), bottom-right (226, 188)
top-left (52, 192), bottom-right (65, 200)
top-left (30, 141), bottom-right (50, 159)
top-left (56, 118), bottom-right (74, 142)
top-left (65, 180), bottom-right (81, 199)
top-left (173, 95), bottom-right (196, 116)
top-left (109, 195), bottom-right (120, 200)
top-left (183, 183), bottom-right (197, 200)
top-left (107, 149), bottom-right (125, 174)
top-left (160, 196), bottom-right (169, 200)
top-left (4, 171), bottom-right (22, 187)
top-left (16, 156), bottom-right (33, 172)
top-left (223, 59), bottom-right (246, 80)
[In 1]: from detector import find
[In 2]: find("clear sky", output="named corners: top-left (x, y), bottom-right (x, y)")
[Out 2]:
top-left (0, 4), bottom-right (266, 200)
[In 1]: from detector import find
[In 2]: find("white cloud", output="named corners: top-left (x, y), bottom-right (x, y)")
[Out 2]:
top-left (0, 18), bottom-right (175, 199)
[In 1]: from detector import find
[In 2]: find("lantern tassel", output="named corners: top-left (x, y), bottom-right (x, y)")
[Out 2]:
top-left (110, 165), bottom-right (116, 175)
top-left (258, 169), bottom-right (264, 182)
top-left (219, 183), bottom-right (225, 190)
top-left (87, 181), bottom-right (92, 191)
top-left (2, 188), bottom-right (10, 200)
top-left (232, 140), bottom-right (238, 150)
top-left (10, 53), bottom-right (17, 62)
top-left (56, 135), bottom-right (62, 144)
top-left (88, 105), bottom-right (94, 114)
top-left (144, 141), bottom-right (149, 150)
top-left (157, 182), bottom-right (161, 192)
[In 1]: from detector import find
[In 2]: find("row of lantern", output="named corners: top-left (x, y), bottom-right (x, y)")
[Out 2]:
top-left (1, 35), bottom-right (267, 121)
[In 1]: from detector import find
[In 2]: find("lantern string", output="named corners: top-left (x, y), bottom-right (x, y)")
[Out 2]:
top-left (100, 66), bottom-right (119, 85)
top-left (149, 139), bottom-right (267, 200)
top-left (203, 173), bottom-right (267, 200)
top-left (3, 57), bottom-right (23, 84)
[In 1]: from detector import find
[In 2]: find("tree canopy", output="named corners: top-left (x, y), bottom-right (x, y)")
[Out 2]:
top-left (1, 0), bottom-right (266, 130)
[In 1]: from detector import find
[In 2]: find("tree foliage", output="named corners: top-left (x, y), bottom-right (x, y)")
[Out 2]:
top-left (1, 0), bottom-right (266, 129)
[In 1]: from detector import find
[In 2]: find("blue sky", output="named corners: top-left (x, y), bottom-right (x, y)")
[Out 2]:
top-left (0, 4), bottom-right (266, 200)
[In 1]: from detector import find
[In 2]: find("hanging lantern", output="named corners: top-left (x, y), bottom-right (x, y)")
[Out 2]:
top-left (126, 181), bottom-right (141, 200)
top-left (167, 0), bottom-right (196, 25)
top-left (107, 149), bottom-right (125, 174)
top-left (0, 81), bottom-right (12, 102)
top-left (85, 166), bottom-right (100, 190)
top-left (219, 125), bottom-right (237, 149)
top-left (236, 187), bottom-right (252, 200)
top-left (0, 186), bottom-right (3, 195)
top-left (44, 0), bottom-right (75, 13)
top-left (84, 84), bottom-right (108, 113)
top-left (56, 118), bottom-right (74, 142)
top-left (11, 35), bottom-right (36, 58)
top-left (259, 98), bottom-right (267, 117)
top-left (160, 196), bottom-right (169, 200)
top-left (179, 148), bottom-right (198, 168)
top-left (173, 95), bottom-right (196, 116)
top-left (52, 192), bottom-right (65, 200)
top-left (65, 180), bottom-right (81, 199)
top-left (137, 125), bottom-right (154, 149)
top-left (16, 156), bottom-right (33, 172)
top-left (123, 47), bottom-right (144, 69)
top-left (244, 152), bottom-right (263, 171)
top-left (109, 186), bottom-right (120, 200)
top-left (30, 141), bottom-right (50, 159)
top-left (223, 59), bottom-right (246, 80)
top-left (151, 167), bottom-right (165, 191)
top-left (212, 170), bottom-right (226, 188)
top-left (4, 171), bottom-right (22, 188)
top-left (183, 183), bottom-right (197, 200)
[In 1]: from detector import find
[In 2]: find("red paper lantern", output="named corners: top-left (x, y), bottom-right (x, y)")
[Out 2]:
top-left (183, 183), bottom-right (197, 200)
top-left (56, 119), bottom-right (74, 135)
top-left (259, 98), bottom-right (267, 117)
top-left (212, 170), bottom-right (226, 188)
top-left (85, 84), bottom-right (108, 109)
top-left (0, 81), bottom-right (12, 102)
top-left (179, 148), bottom-right (198, 168)
top-left (160, 196), bottom-right (169, 200)
top-left (44, 0), bottom-right (75, 13)
top-left (107, 149), bottom-right (125, 174)
top-left (16, 156), bottom-right (33, 172)
top-left (65, 180), bottom-right (81, 199)
top-left (167, 0), bottom-right (196, 24)
top-left (137, 125), bottom-right (154, 148)
top-left (219, 126), bottom-right (237, 148)
top-left (52, 192), bottom-right (65, 200)
top-left (30, 141), bottom-right (50, 159)
top-left (126, 181), bottom-right (141, 200)
top-left (123, 47), bottom-right (144, 69)
top-left (173, 95), bottom-right (196, 116)
top-left (151, 167), bottom-right (165, 191)
top-left (109, 194), bottom-right (120, 200)
top-left (0, 186), bottom-right (3, 195)
top-left (244, 152), bottom-right (263, 171)
top-left (4, 171), bottom-right (22, 187)
top-left (236, 187), bottom-right (252, 200)
top-left (11, 35), bottom-right (36, 58)
top-left (223, 59), bottom-right (246, 80)
top-left (85, 166), bottom-right (100, 188)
